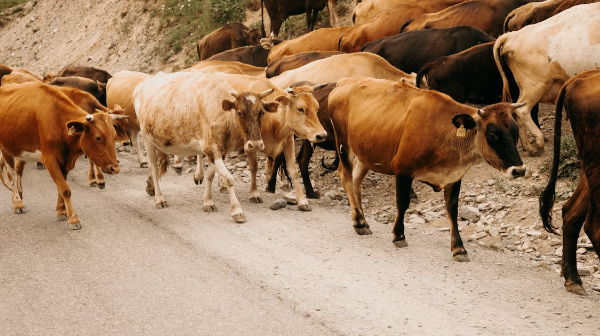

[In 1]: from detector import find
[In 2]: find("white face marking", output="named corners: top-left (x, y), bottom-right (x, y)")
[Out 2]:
top-left (246, 94), bottom-right (257, 103)
top-left (16, 150), bottom-right (42, 162)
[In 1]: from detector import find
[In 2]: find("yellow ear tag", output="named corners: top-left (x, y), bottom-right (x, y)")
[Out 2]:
top-left (456, 125), bottom-right (466, 137)
top-left (68, 126), bottom-right (76, 136)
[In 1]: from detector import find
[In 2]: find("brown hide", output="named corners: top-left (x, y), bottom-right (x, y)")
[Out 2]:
top-left (267, 26), bottom-right (351, 63)
top-left (196, 22), bottom-right (261, 61)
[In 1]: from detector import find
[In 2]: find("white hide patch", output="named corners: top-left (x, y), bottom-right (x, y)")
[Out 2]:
top-left (15, 150), bottom-right (42, 162)
top-left (547, 8), bottom-right (600, 77)
top-left (246, 94), bottom-right (257, 103)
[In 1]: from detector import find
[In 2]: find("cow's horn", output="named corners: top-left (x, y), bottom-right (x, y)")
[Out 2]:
top-left (511, 102), bottom-right (526, 109)
top-left (285, 87), bottom-right (294, 94)
top-left (310, 83), bottom-right (328, 91)
top-left (109, 114), bottom-right (129, 120)
top-left (85, 114), bottom-right (94, 121)
top-left (477, 109), bottom-right (486, 118)
top-left (258, 88), bottom-right (274, 98)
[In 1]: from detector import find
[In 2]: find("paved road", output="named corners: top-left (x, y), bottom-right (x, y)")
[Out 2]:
top-left (1, 152), bottom-right (599, 336)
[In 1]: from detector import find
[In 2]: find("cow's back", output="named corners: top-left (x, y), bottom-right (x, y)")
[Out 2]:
top-left (107, 71), bottom-right (149, 131)
top-left (57, 66), bottom-right (112, 84)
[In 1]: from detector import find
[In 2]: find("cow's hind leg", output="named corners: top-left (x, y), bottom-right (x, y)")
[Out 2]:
top-left (337, 146), bottom-right (369, 234)
top-left (561, 176), bottom-right (589, 295)
top-left (392, 176), bottom-right (412, 248)
top-left (299, 140), bottom-right (320, 199)
top-left (143, 138), bottom-right (168, 208)
top-left (131, 130), bottom-right (148, 168)
top-left (194, 154), bottom-right (204, 185)
top-left (3, 156), bottom-right (25, 214)
top-left (444, 180), bottom-right (469, 261)
top-left (202, 161), bottom-right (218, 212)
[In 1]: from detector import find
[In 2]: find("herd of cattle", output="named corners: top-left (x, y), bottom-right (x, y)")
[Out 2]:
top-left (0, 0), bottom-right (598, 295)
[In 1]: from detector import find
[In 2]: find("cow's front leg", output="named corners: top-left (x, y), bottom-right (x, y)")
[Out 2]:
top-left (562, 175), bottom-right (589, 295)
top-left (194, 154), bottom-right (204, 185)
top-left (247, 151), bottom-right (262, 203)
top-left (208, 152), bottom-right (245, 223)
top-left (202, 161), bottom-right (218, 212)
top-left (143, 138), bottom-right (167, 209)
top-left (130, 130), bottom-right (148, 168)
top-left (392, 176), bottom-right (412, 248)
top-left (444, 180), bottom-right (468, 261)
top-left (282, 136), bottom-right (310, 211)
top-left (45, 161), bottom-right (80, 229)
top-left (3, 155), bottom-right (24, 213)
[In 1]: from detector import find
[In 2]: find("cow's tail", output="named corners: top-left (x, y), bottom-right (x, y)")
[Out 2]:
top-left (493, 36), bottom-right (513, 102)
top-left (196, 41), bottom-right (201, 60)
top-left (539, 84), bottom-right (567, 234)
top-left (260, 0), bottom-right (266, 38)
top-left (416, 62), bottom-right (432, 89)
top-left (0, 155), bottom-right (14, 192)
top-left (157, 151), bottom-right (169, 179)
top-left (503, 10), bottom-right (515, 33)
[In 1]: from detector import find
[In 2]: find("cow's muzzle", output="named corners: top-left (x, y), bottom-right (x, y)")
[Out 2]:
top-left (311, 131), bottom-right (327, 143)
top-left (102, 164), bottom-right (120, 174)
top-left (245, 140), bottom-right (264, 152)
top-left (505, 165), bottom-right (526, 179)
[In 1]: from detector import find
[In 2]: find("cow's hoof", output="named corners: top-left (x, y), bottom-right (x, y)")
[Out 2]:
top-left (565, 282), bottom-right (587, 296)
top-left (98, 183), bottom-right (105, 190)
top-left (393, 239), bottom-right (408, 248)
top-left (306, 190), bottom-right (321, 199)
top-left (57, 214), bottom-right (68, 221)
top-left (232, 213), bottom-right (246, 223)
top-left (37, 162), bottom-right (45, 170)
top-left (90, 182), bottom-right (98, 188)
top-left (194, 177), bottom-right (203, 185)
top-left (298, 203), bottom-right (311, 211)
top-left (140, 162), bottom-right (148, 168)
top-left (354, 226), bottom-right (372, 235)
top-left (155, 201), bottom-right (168, 209)
top-left (265, 185), bottom-right (276, 194)
top-left (453, 253), bottom-right (470, 262)
top-left (173, 167), bottom-right (182, 175)
top-left (219, 186), bottom-right (227, 194)
top-left (249, 196), bottom-right (263, 204)
top-left (528, 148), bottom-right (544, 157)
top-left (14, 207), bottom-right (25, 214)
top-left (203, 204), bottom-right (218, 212)
top-left (68, 222), bottom-right (82, 230)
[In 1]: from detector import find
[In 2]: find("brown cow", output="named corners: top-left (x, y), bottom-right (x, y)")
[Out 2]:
top-left (400, 0), bottom-right (544, 38)
top-left (206, 45), bottom-right (274, 67)
top-left (0, 82), bottom-right (122, 229)
top-left (266, 51), bottom-right (344, 78)
top-left (352, 0), bottom-right (416, 25)
top-left (266, 26), bottom-right (351, 63)
top-left (106, 70), bottom-right (150, 168)
top-left (329, 77), bottom-right (525, 261)
top-left (539, 69), bottom-right (600, 295)
top-left (50, 76), bottom-right (107, 106)
top-left (196, 22), bottom-right (261, 61)
top-left (339, 0), bottom-right (466, 52)
top-left (0, 65), bottom-right (42, 85)
top-left (57, 66), bottom-right (112, 84)
top-left (504, 0), bottom-right (597, 32)
top-left (261, 0), bottom-right (329, 37)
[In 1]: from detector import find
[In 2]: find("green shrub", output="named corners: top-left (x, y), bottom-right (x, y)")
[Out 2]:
top-left (0, 0), bottom-right (28, 11)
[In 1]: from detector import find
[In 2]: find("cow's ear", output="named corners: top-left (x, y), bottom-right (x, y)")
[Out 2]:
top-left (451, 114), bottom-right (477, 130)
top-left (275, 95), bottom-right (290, 106)
top-left (222, 99), bottom-right (236, 111)
top-left (97, 81), bottom-right (106, 92)
top-left (66, 120), bottom-right (86, 136)
top-left (264, 101), bottom-right (279, 113)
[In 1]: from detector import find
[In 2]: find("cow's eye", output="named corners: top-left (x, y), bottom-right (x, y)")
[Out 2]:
top-left (487, 133), bottom-right (498, 142)
top-left (297, 107), bottom-right (305, 113)
top-left (95, 135), bottom-right (102, 142)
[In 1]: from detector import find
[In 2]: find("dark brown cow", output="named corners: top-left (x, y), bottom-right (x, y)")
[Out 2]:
top-left (0, 81), bottom-right (122, 229)
top-left (266, 51), bottom-right (344, 78)
top-left (50, 76), bottom-right (107, 106)
top-left (57, 66), bottom-right (112, 84)
top-left (539, 69), bottom-right (600, 295)
top-left (261, 0), bottom-right (329, 37)
top-left (339, 0), bottom-right (466, 52)
top-left (504, 0), bottom-right (597, 32)
top-left (401, 0), bottom-right (544, 38)
top-left (329, 77), bottom-right (525, 261)
top-left (362, 25), bottom-right (495, 74)
top-left (196, 22), bottom-right (261, 61)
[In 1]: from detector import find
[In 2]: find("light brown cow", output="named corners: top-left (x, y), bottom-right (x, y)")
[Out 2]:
top-left (184, 60), bottom-right (266, 77)
top-left (400, 0), bottom-right (543, 38)
top-left (352, 0), bottom-right (416, 25)
top-left (0, 82), bottom-right (122, 229)
top-left (195, 74), bottom-right (327, 211)
top-left (539, 69), bottom-right (600, 295)
top-left (329, 77), bottom-right (525, 260)
top-left (266, 26), bottom-right (351, 63)
top-left (269, 52), bottom-right (417, 88)
top-left (106, 70), bottom-right (150, 167)
top-left (266, 51), bottom-right (344, 78)
top-left (494, 2), bottom-right (600, 156)
top-left (339, 0), bottom-right (465, 52)
top-left (504, 0), bottom-right (597, 32)
top-left (133, 72), bottom-right (279, 222)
